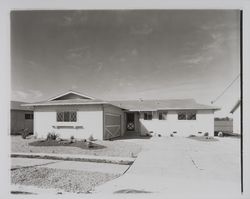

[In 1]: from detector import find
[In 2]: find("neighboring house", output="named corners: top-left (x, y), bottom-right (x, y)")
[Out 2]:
top-left (23, 91), bottom-right (220, 140)
top-left (230, 100), bottom-right (241, 135)
top-left (214, 117), bottom-right (233, 135)
top-left (11, 101), bottom-right (34, 135)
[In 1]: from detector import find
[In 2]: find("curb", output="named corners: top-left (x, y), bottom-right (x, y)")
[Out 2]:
top-left (11, 153), bottom-right (135, 165)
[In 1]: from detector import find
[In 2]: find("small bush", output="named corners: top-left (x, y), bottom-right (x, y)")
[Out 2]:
top-left (158, 134), bottom-right (162, 137)
top-left (70, 135), bottom-right (75, 143)
top-left (21, 128), bottom-right (30, 139)
top-left (88, 135), bottom-right (94, 141)
top-left (198, 131), bottom-right (202, 134)
top-left (218, 132), bottom-right (224, 137)
top-left (204, 132), bottom-right (209, 136)
top-left (170, 134), bottom-right (174, 137)
top-left (173, 131), bottom-right (177, 134)
top-left (87, 141), bottom-right (94, 148)
top-left (46, 132), bottom-right (58, 141)
top-left (188, 134), bottom-right (196, 138)
top-left (149, 131), bottom-right (154, 134)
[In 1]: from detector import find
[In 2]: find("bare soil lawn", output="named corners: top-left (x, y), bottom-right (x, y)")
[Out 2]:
top-left (12, 167), bottom-right (119, 193)
top-left (11, 136), bottom-right (141, 158)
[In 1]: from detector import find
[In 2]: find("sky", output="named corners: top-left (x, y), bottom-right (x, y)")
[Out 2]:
top-left (11, 10), bottom-right (240, 117)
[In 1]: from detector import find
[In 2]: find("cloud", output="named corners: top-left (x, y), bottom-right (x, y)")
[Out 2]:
top-left (131, 49), bottom-right (138, 56)
top-left (130, 24), bottom-right (153, 35)
top-left (29, 89), bottom-right (43, 98)
top-left (66, 46), bottom-right (90, 60)
top-left (12, 89), bottom-right (43, 101)
top-left (202, 32), bottom-right (224, 51)
top-left (96, 62), bottom-right (103, 72)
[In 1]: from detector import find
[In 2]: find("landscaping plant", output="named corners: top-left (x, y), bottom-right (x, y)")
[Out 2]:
top-left (21, 128), bottom-right (30, 139)
top-left (46, 132), bottom-right (58, 141)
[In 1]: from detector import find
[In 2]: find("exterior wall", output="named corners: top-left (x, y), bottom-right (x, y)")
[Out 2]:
top-left (103, 104), bottom-right (125, 137)
top-left (34, 105), bottom-right (103, 140)
top-left (232, 106), bottom-right (241, 135)
top-left (11, 110), bottom-right (33, 134)
top-left (139, 110), bottom-right (215, 137)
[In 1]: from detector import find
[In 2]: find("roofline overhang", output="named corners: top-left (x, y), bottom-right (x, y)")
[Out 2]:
top-left (48, 90), bottom-right (96, 101)
top-left (21, 101), bottom-right (110, 107)
top-left (124, 107), bottom-right (221, 112)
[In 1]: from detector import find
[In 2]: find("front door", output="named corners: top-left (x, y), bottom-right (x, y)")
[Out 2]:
top-left (126, 113), bottom-right (135, 131)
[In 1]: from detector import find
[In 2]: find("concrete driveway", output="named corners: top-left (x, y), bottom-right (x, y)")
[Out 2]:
top-left (95, 136), bottom-right (241, 197)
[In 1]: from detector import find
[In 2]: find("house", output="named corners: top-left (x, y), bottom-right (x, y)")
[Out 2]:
top-left (214, 117), bottom-right (233, 136)
top-left (11, 101), bottom-right (34, 135)
top-left (22, 91), bottom-right (220, 140)
top-left (230, 100), bottom-right (241, 135)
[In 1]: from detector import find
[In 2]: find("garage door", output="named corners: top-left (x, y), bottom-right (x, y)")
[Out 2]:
top-left (104, 113), bottom-right (121, 140)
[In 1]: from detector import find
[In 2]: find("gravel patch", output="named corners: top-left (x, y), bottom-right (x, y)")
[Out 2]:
top-left (11, 167), bottom-right (120, 193)
top-left (11, 136), bottom-right (141, 158)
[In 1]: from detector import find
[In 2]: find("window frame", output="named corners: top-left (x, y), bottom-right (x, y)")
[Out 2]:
top-left (158, 111), bottom-right (168, 120)
top-left (143, 112), bottom-right (153, 120)
top-left (178, 111), bottom-right (196, 120)
top-left (57, 111), bottom-right (77, 122)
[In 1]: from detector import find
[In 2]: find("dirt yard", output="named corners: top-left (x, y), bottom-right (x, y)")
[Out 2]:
top-left (11, 135), bottom-right (141, 158)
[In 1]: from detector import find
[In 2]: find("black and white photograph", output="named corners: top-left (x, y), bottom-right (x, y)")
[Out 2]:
top-left (1, 1), bottom-right (250, 198)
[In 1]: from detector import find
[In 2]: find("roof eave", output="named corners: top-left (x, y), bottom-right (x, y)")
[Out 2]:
top-left (21, 102), bottom-right (109, 106)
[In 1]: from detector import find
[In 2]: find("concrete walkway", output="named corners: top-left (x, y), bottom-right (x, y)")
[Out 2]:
top-left (12, 157), bottom-right (130, 175)
top-left (95, 136), bottom-right (241, 197)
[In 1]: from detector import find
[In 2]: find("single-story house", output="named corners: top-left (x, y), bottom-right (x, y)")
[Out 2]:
top-left (22, 90), bottom-right (220, 140)
top-left (230, 100), bottom-right (241, 135)
top-left (11, 101), bottom-right (34, 135)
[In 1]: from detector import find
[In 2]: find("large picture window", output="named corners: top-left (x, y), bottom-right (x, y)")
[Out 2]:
top-left (178, 111), bottom-right (196, 120)
top-left (144, 112), bottom-right (152, 120)
top-left (57, 111), bottom-right (77, 122)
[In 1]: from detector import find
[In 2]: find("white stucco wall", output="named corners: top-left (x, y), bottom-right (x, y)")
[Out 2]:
top-left (139, 110), bottom-right (215, 137)
top-left (34, 105), bottom-right (103, 140)
top-left (232, 106), bottom-right (241, 135)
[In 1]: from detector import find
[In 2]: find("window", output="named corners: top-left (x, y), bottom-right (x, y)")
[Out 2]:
top-left (25, 113), bottom-right (33, 120)
top-left (57, 111), bottom-right (77, 122)
top-left (158, 111), bottom-right (167, 120)
top-left (187, 112), bottom-right (196, 120)
top-left (178, 112), bottom-right (186, 120)
top-left (178, 111), bottom-right (196, 120)
top-left (144, 112), bottom-right (152, 120)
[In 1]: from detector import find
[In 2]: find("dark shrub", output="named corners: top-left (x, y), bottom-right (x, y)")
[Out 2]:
top-left (87, 141), bottom-right (94, 148)
top-left (88, 135), bottom-right (94, 141)
top-left (70, 135), bottom-right (75, 143)
top-left (158, 134), bottom-right (162, 137)
top-left (46, 132), bottom-right (58, 141)
top-left (188, 135), bottom-right (196, 137)
top-left (170, 134), bottom-right (174, 137)
top-left (198, 131), bottom-right (202, 134)
top-left (21, 128), bottom-right (30, 139)
top-left (218, 132), bottom-right (224, 137)
top-left (173, 131), bottom-right (177, 134)
top-left (204, 132), bottom-right (209, 136)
